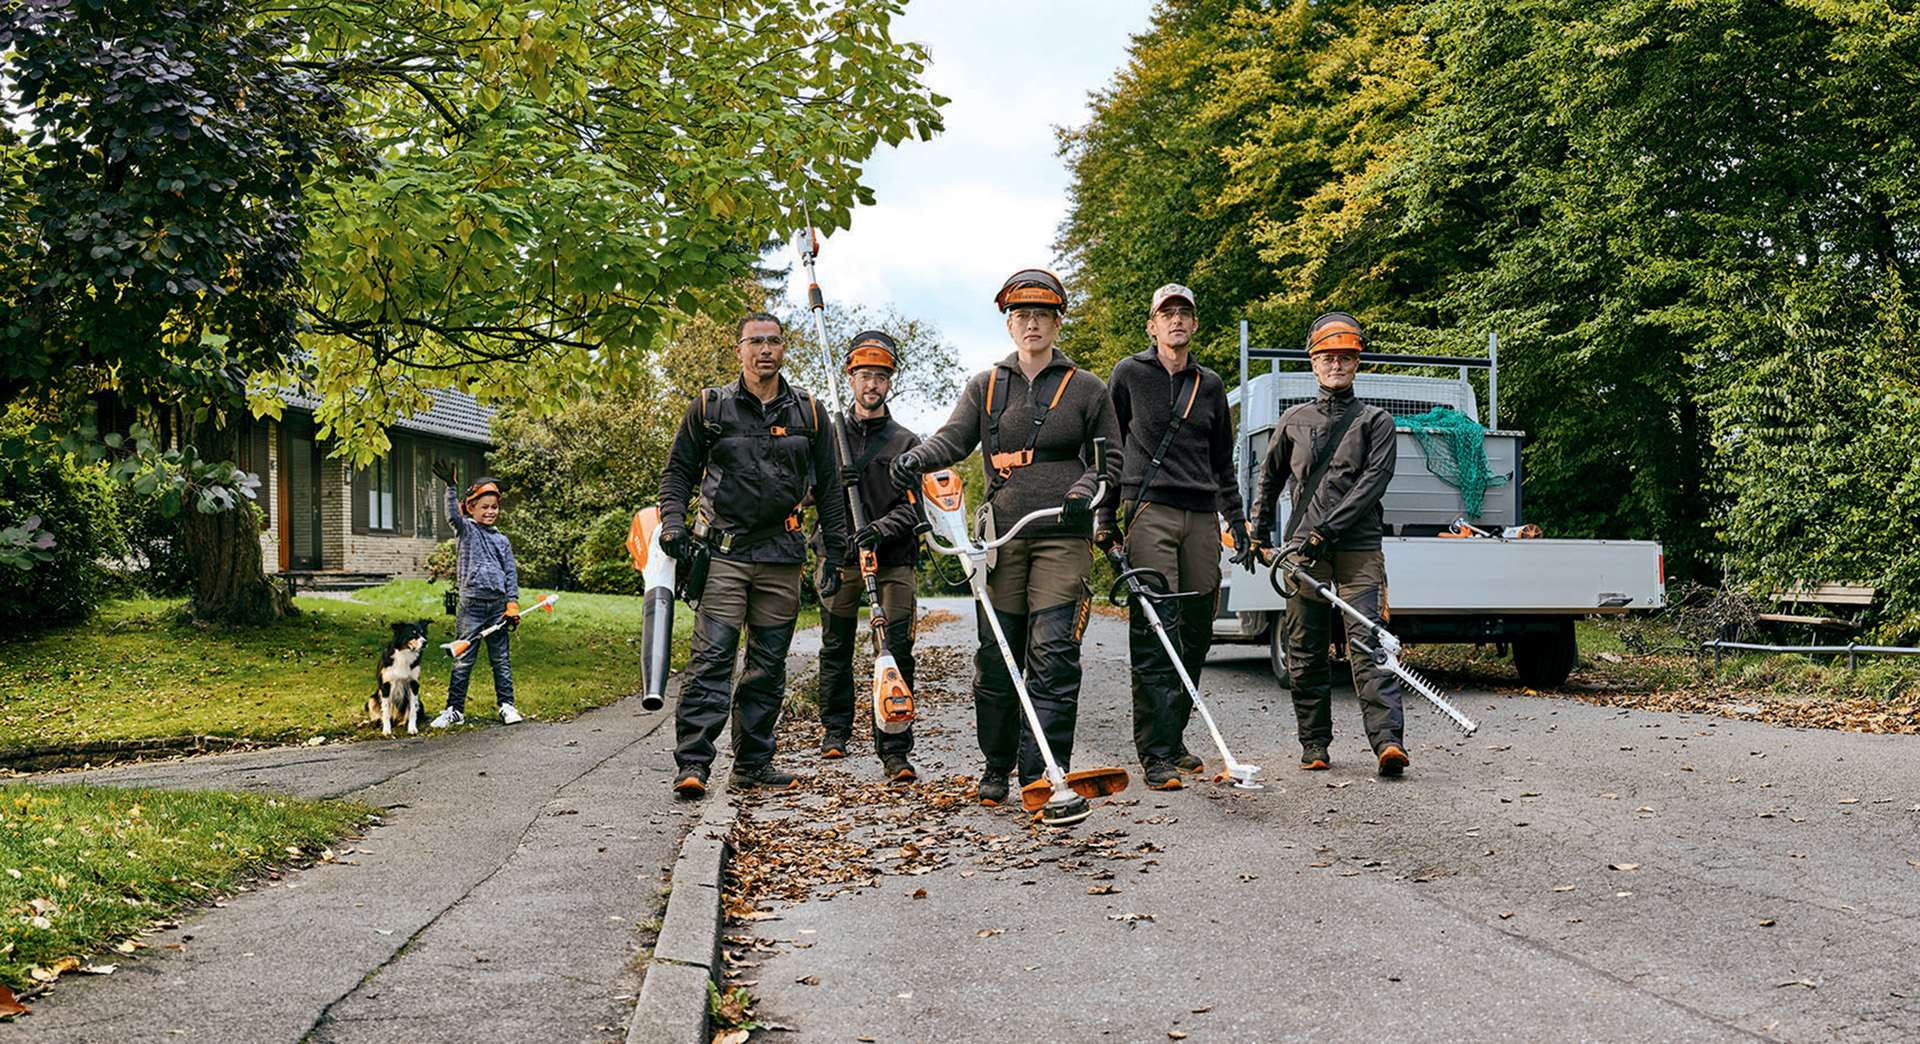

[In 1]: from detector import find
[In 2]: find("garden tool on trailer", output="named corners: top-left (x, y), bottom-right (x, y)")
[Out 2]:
top-left (626, 506), bottom-right (676, 711)
top-left (1267, 552), bottom-right (1478, 735)
top-left (792, 225), bottom-right (913, 735)
top-left (1105, 549), bottom-right (1263, 788)
top-left (442, 593), bottom-right (560, 659)
top-left (917, 438), bottom-right (1129, 825)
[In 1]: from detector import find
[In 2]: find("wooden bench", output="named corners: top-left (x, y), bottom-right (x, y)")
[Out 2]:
top-left (1757, 582), bottom-right (1877, 641)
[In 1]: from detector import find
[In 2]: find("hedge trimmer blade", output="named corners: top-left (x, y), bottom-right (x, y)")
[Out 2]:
top-left (1378, 648), bottom-right (1478, 736)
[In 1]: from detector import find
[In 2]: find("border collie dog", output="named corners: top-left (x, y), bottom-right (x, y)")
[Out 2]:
top-left (370, 620), bottom-right (431, 735)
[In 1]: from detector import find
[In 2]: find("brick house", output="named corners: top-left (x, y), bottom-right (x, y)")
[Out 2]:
top-left (250, 387), bottom-right (496, 584)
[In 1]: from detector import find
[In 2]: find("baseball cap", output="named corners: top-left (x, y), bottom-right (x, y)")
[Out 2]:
top-left (1150, 283), bottom-right (1195, 313)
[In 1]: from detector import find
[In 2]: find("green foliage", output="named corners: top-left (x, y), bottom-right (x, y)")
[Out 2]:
top-left (285, 0), bottom-right (948, 464)
top-left (0, 450), bottom-right (124, 629)
top-left (577, 508), bottom-right (644, 596)
top-left (0, 785), bottom-right (371, 992)
top-left (706, 981), bottom-right (763, 1032)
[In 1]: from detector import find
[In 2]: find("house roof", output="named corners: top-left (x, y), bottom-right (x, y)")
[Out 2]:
top-left (280, 386), bottom-right (495, 447)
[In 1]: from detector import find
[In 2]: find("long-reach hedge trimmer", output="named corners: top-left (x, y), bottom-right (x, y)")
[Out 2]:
top-left (1105, 549), bottom-right (1264, 788)
top-left (918, 438), bottom-right (1130, 825)
top-left (442, 593), bottom-right (559, 659)
top-left (1266, 551), bottom-right (1478, 735)
top-left (792, 226), bottom-right (913, 736)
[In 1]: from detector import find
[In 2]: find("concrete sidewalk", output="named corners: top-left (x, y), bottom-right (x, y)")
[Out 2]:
top-left (5, 686), bottom-right (707, 1044)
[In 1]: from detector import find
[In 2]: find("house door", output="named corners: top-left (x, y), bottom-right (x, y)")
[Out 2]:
top-left (287, 424), bottom-right (323, 570)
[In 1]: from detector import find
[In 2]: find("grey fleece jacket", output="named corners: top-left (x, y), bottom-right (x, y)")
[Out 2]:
top-left (912, 348), bottom-right (1123, 541)
top-left (1253, 385), bottom-right (1396, 551)
top-left (446, 488), bottom-right (520, 602)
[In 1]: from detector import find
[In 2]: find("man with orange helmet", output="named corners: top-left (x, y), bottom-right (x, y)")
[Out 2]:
top-left (813, 330), bottom-right (922, 783)
top-left (1249, 312), bottom-right (1410, 777)
top-left (889, 269), bottom-right (1122, 806)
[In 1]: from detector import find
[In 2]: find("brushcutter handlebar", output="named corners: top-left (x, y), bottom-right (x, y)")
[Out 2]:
top-left (980, 436), bottom-right (1110, 550)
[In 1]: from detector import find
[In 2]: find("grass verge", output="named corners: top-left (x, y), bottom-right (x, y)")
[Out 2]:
top-left (1, 784), bottom-right (374, 995)
top-left (0, 580), bottom-right (700, 753)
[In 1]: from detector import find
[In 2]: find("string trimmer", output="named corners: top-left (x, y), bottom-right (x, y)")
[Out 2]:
top-left (1266, 551), bottom-right (1478, 735)
top-left (442, 593), bottom-right (560, 659)
top-left (1105, 549), bottom-right (1263, 788)
top-left (792, 226), bottom-right (913, 736)
top-left (918, 438), bottom-right (1129, 825)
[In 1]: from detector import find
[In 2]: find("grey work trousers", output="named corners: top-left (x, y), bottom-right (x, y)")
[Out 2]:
top-left (675, 558), bottom-right (801, 772)
top-left (1284, 549), bottom-right (1405, 754)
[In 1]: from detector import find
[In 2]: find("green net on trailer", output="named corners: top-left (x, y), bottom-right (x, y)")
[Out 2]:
top-left (1394, 407), bottom-right (1509, 518)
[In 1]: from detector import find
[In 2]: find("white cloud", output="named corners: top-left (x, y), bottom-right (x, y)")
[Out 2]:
top-left (778, 1), bottom-right (1156, 430)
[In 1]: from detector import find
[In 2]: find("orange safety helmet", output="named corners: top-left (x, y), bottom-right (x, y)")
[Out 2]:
top-left (462, 477), bottom-right (503, 515)
top-left (845, 330), bottom-right (899, 373)
top-left (1306, 312), bottom-right (1368, 356)
top-left (994, 268), bottom-right (1068, 313)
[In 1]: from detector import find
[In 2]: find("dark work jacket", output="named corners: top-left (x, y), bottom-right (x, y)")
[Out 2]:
top-left (813, 406), bottom-right (922, 569)
top-left (1253, 385), bottom-right (1396, 551)
top-left (1107, 348), bottom-right (1245, 524)
top-left (658, 376), bottom-right (847, 566)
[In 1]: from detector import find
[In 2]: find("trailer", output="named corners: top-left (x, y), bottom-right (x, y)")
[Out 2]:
top-left (1218, 330), bottom-right (1665, 688)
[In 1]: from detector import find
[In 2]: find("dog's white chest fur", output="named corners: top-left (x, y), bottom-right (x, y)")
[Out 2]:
top-left (380, 644), bottom-right (422, 687)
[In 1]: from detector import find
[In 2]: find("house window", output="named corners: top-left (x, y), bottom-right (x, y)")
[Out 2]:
top-left (365, 457), bottom-right (397, 532)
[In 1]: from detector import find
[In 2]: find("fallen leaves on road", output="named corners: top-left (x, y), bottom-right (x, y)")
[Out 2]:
top-left (0, 985), bottom-right (28, 1018)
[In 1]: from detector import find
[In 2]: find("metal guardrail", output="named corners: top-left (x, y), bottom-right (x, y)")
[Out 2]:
top-left (1701, 639), bottom-right (1920, 671)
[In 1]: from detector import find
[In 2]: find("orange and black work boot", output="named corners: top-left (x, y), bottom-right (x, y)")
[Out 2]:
top-left (882, 755), bottom-right (918, 785)
top-left (1300, 744), bottom-right (1331, 771)
top-left (976, 771), bottom-right (1010, 806)
top-left (819, 731), bottom-right (850, 759)
top-left (1377, 744), bottom-right (1410, 777)
top-left (673, 765), bottom-right (709, 798)
top-left (1145, 760), bottom-right (1186, 790)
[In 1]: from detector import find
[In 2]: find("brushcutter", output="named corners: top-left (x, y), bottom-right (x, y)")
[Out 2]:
top-left (1266, 551), bottom-right (1478, 735)
top-left (917, 438), bottom-right (1129, 825)
top-left (442, 593), bottom-right (560, 660)
top-left (792, 226), bottom-right (913, 735)
top-left (626, 507), bottom-right (675, 711)
top-left (1104, 549), bottom-right (1263, 789)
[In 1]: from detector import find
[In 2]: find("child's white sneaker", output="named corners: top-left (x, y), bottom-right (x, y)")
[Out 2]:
top-left (499, 703), bottom-right (522, 725)
top-left (431, 708), bottom-right (465, 728)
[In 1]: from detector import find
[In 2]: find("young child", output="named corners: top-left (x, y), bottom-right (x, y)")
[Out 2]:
top-left (432, 468), bottom-right (523, 726)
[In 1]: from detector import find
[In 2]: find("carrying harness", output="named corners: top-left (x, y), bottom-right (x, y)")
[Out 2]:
top-left (1122, 368), bottom-right (1202, 529)
top-left (983, 364), bottom-right (1077, 501)
top-left (695, 384), bottom-right (821, 552)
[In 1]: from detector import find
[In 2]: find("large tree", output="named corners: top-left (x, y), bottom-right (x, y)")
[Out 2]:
top-left (2, 0), bottom-right (945, 621)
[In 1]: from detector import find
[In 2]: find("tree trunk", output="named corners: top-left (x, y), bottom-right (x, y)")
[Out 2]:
top-left (178, 417), bottom-right (297, 624)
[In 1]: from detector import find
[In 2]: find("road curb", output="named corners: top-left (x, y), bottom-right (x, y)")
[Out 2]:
top-left (628, 770), bottom-right (737, 1044)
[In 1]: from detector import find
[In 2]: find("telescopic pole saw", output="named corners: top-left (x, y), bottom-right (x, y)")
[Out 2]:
top-left (792, 226), bottom-right (913, 735)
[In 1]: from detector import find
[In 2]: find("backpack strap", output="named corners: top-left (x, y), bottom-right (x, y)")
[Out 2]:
top-left (1123, 369), bottom-right (1201, 528)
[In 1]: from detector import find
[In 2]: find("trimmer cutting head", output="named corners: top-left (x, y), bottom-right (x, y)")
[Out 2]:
top-left (1215, 764), bottom-right (1265, 790)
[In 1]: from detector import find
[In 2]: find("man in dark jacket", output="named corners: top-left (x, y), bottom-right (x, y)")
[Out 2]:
top-left (1250, 312), bottom-right (1409, 776)
top-left (1099, 283), bottom-right (1250, 791)
top-left (814, 331), bottom-right (922, 783)
top-left (657, 311), bottom-right (848, 797)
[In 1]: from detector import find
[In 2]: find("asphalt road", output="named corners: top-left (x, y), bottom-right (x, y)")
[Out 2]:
top-left (732, 598), bottom-right (1920, 1043)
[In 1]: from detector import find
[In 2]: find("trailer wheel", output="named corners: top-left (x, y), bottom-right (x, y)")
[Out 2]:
top-left (1269, 616), bottom-right (1290, 689)
top-left (1513, 618), bottom-right (1578, 688)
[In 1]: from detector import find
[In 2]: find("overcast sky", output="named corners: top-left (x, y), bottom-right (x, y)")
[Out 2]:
top-left (776, 1), bottom-right (1159, 430)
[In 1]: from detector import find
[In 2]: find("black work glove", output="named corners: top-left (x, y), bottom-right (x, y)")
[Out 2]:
top-left (854, 522), bottom-right (885, 550)
top-left (1061, 491), bottom-right (1093, 529)
top-left (889, 451), bottom-right (922, 493)
top-left (840, 463), bottom-right (864, 487)
top-left (816, 562), bottom-right (843, 599)
top-left (1092, 509), bottom-right (1120, 555)
top-left (658, 521), bottom-right (688, 562)
top-left (1299, 526), bottom-right (1336, 564)
top-left (431, 459), bottom-right (458, 487)
top-left (1228, 520), bottom-right (1257, 568)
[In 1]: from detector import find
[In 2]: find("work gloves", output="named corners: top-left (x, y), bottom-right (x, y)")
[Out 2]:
top-left (816, 562), bottom-right (843, 599)
top-left (841, 463), bottom-right (865, 487)
top-left (1060, 490), bottom-right (1093, 530)
top-left (504, 600), bottom-right (521, 631)
top-left (1298, 526), bottom-right (1337, 564)
top-left (659, 521), bottom-right (689, 562)
top-left (889, 451), bottom-right (922, 492)
top-left (854, 523), bottom-right (886, 550)
top-left (1092, 509), bottom-right (1120, 555)
top-left (1227, 520), bottom-right (1257, 569)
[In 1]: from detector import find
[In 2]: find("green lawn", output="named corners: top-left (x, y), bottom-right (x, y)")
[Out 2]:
top-left (0, 581), bottom-right (688, 751)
